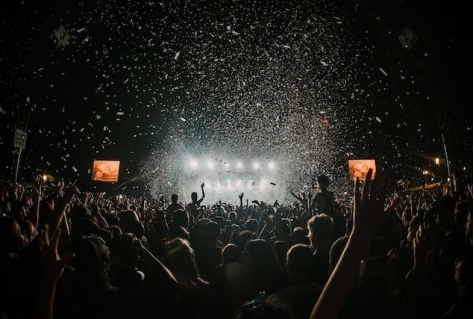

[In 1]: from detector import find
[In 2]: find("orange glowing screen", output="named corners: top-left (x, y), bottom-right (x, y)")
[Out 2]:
top-left (348, 159), bottom-right (376, 181)
top-left (92, 160), bottom-right (120, 182)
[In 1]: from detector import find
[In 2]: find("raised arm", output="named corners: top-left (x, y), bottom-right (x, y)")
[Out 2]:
top-left (30, 176), bottom-right (43, 229)
top-left (46, 181), bottom-right (80, 252)
top-left (200, 182), bottom-right (205, 201)
top-left (237, 192), bottom-right (244, 219)
top-left (32, 224), bottom-right (75, 319)
top-left (290, 190), bottom-right (304, 202)
top-left (91, 198), bottom-right (110, 229)
top-left (137, 239), bottom-right (179, 291)
top-left (310, 169), bottom-right (400, 319)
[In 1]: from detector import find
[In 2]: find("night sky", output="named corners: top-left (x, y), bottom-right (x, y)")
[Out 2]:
top-left (0, 0), bottom-right (472, 201)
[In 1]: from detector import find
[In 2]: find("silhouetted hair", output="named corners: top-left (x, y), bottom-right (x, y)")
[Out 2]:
top-left (173, 209), bottom-right (189, 228)
top-left (317, 175), bottom-right (330, 188)
top-left (205, 221), bottom-right (221, 241)
top-left (307, 213), bottom-right (333, 241)
top-left (286, 244), bottom-right (312, 274)
top-left (171, 194), bottom-right (179, 203)
top-left (223, 244), bottom-right (241, 264)
top-left (166, 237), bottom-right (200, 279)
top-left (245, 239), bottom-right (285, 294)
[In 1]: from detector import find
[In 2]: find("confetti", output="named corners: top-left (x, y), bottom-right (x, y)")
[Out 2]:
top-left (0, 0), bottom-right (466, 205)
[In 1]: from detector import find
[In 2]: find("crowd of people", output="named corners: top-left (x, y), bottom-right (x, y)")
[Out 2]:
top-left (0, 166), bottom-right (472, 319)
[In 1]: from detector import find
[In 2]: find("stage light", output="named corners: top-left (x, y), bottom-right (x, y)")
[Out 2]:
top-left (190, 160), bottom-right (198, 168)
top-left (268, 162), bottom-right (276, 169)
top-left (237, 161), bottom-right (243, 169)
top-left (253, 162), bottom-right (260, 170)
top-left (207, 161), bottom-right (214, 169)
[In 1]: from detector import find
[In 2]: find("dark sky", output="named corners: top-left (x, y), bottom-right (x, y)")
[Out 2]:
top-left (0, 0), bottom-right (472, 197)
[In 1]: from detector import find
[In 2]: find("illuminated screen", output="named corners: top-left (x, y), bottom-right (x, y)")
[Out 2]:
top-left (348, 159), bottom-right (376, 181)
top-left (92, 160), bottom-right (120, 182)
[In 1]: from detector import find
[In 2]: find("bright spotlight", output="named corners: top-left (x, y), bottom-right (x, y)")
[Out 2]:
top-left (237, 161), bottom-right (243, 169)
top-left (190, 160), bottom-right (198, 168)
top-left (268, 162), bottom-right (276, 169)
top-left (207, 162), bottom-right (214, 169)
top-left (253, 162), bottom-right (260, 170)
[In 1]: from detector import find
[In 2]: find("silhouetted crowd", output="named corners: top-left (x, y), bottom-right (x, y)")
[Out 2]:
top-left (0, 170), bottom-right (472, 319)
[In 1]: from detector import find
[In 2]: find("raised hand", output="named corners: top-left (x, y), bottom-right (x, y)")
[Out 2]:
top-left (33, 176), bottom-right (43, 197)
top-left (33, 224), bottom-right (75, 319)
top-left (38, 224), bottom-right (75, 283)
top-left (310, 168), bottom-right (400, 319)
top-left (352, 169), bottom-right (400, 238)
top-left (52, 180), bottom-right (65, 200)
top-left (63, 180), bottom-right (80, 203)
